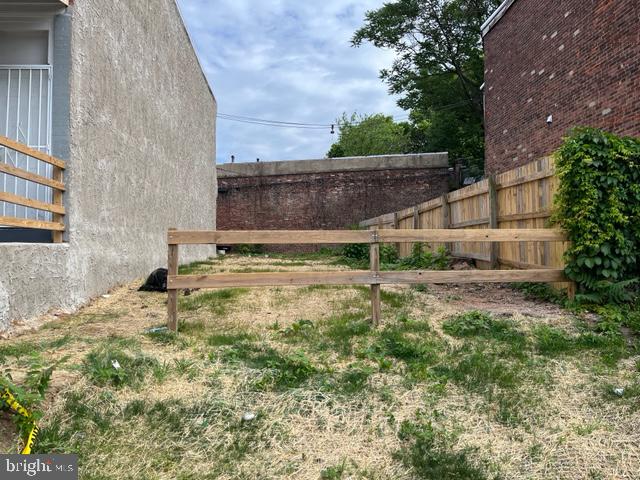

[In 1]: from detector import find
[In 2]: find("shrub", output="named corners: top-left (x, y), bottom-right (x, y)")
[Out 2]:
top-left (395, 243), bottom-right (450, 270)
top-left (341, 242), bottom-right (369, 261)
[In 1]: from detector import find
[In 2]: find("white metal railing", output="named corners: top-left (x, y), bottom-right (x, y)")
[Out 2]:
top-left (0, 65), bottom-right (53, 222)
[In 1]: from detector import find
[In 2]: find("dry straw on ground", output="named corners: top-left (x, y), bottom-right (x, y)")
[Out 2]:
top-left (0, 254), bottom-right (638, 479)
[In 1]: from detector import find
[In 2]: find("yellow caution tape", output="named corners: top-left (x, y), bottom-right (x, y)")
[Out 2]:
top-left (1, 388), bottom-right (39, 454)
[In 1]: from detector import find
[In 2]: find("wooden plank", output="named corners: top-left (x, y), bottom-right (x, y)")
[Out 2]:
top-left (370, 242), bottom-right (381, 326)
top-left (497, 210), bottom-right (551, 222)
top-left (169, 229), bottom-right (568, 245)
top-left (52, 165), bottom-right (64, 243)
top-left (377, 229), bottom-right (568, 242)
top-left (451, 252), bottom-right (492, 262)
top-left (447, 185), bottom-right (489, 203)
top-left (168, 268), bottom-right (569, 289)
top-left (169, 230), bottom-right (373, 245)
top-left (488, 175), bottom-right (499, 269)
top-left (392, 212), bottom-right (401, 252)
top-left (360, 212), bottom-right (396, 228)
top-left (450, 218), bottom-right (490, 229)
top-left (0, 163), bottom-right (65, 191)
top-left (498, 257), bottom-right (556, 270)
top-left (360, 217), bottom-right (380, 228)
top-left (0, 191), bottom-right (65, 215)
top-left (0, 216), bottom-right (65, 231)
top-left (169, 271), bottom-right (378, 288)
top-left (378, 269), bottom-right (568, 284)
top-left (496, 169), bottom-right (555, 189)
top-left (413, 207), bottom-right (419, 229)
top-left (167, 229), bottom-right (179, 332)
top-left (417, 197), bottom-right (443, 214)
top-left (0, 135), bottom-right (66, 169)
top-left (441, 193), bottom-right (451, 252)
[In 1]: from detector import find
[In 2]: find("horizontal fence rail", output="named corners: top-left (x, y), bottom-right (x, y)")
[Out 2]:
top-left (166, 228), bottom-right (571, 332)
top-left (0, 134), bottom-right (65, 241)
top-left (168, 229), bottom-right (568, 245)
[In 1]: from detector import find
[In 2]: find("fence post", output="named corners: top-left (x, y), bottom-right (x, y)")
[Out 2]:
top-left (52, 166), bottom-right (64, 243)
top-left (441, 194), bottom-right (451, 253)
top-left (370, 231), bottom-right (381, 326)
top-left (167, 228), bottom-right (179, 332)
top-left (412, 206), bottom-right (419, 254)
top-left (393, 211), bottom-right (401, 255)
top-left (488, 175), bottom-right (499, 269)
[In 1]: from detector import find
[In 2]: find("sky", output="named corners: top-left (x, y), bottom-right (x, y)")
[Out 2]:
top-left (176, 0), bottom-right (407, 164)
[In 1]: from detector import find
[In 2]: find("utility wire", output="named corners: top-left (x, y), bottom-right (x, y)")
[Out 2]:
top-left (216, 99), bottom-right (471, 130)
top-left (218, 113), bottom-right (330, 127)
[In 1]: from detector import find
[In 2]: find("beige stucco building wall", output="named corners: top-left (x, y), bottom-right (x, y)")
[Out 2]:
top-left (0, 0), bottom-right (217, 330)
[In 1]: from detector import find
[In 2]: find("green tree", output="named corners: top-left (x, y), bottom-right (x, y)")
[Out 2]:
top-left (327, 113), bottom-right (411, 158)
top-left (353, 0), bottom-right (501, 175)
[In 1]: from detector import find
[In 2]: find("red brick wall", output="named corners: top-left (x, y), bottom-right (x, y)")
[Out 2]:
top-left (217, 168), bottom-right (452, 243)
top-left (484, 0), bottom-right (640, 174)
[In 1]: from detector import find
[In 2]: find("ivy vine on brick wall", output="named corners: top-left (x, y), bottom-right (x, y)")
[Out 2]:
top-left (552, 128), bottom-right (640, 299)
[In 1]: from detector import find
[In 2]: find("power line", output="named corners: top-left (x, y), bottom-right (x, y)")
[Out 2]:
top-left (218, 113), bottom-right (330, 127)
top-left (215, 102), bottom-right (472, 131)
top-left (217, 116), bottom-right (329, 129)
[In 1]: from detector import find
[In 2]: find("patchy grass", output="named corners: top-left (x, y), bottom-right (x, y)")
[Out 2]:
top-left (2, 254), bottom-right (639, 479)
top-left (533, 324), bottom-right (631, 365)
top-left (82, 346), bottom-right (160, 389)
top-left (0, 335), bottom-right (75, 360)
top-left (178, 257), bottom-right (221, 275)
top-left (179, 288), bottom-right (248, 316)
top-left (395, 413), bottom-right (491, 480)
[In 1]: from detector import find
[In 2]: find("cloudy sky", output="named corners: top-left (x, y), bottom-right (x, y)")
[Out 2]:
top-left (176, 0), bottom-right (406, 164)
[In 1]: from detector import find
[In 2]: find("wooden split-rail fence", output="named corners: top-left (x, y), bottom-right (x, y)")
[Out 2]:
top-left (166, 228), bottom-right (570, 332)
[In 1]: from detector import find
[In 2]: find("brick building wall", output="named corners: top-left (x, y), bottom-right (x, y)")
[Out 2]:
top-left (217, 154), bottom-right (452, 249)
top-left (483, 0), bottom-right (640, 174)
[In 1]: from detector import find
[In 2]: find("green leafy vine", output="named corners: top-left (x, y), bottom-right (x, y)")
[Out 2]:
top-left (552, 127), bottom-right (640, 301)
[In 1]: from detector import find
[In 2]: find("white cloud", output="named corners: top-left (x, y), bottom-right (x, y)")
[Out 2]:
top-left (177, 0), bottom-right (406, 163)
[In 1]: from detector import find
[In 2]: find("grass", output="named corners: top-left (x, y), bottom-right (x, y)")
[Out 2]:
top-left (178, 257), bottom-right (220, 275)
top-left (207, 331), bottom-right (256, 346)
top-left (179, 288), bottom-right (249, 316)
top-left (533, 324), bottom-right (630, 365)
top-left (395, 413), bottom-right (491, 479)
top-left (3, 253), bottom-right (639, 478)
top-left (82, 345), bottom-right (160, 389)
top-left (0, 335), bottom-right (76, 360)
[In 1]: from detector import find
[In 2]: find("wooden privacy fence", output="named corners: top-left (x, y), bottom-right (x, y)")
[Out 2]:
top-left (166, 228), bottom-right (570, 332)
top-left (0, 135), bottom-right (66, 242)
top-left (360, 158), bottom-right (565, 272)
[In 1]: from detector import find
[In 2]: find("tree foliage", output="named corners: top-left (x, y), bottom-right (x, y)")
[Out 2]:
top-left (327, 113), bottom-right (411, 158)
top-left (552, 128), bottom-right (640, 298)
top-left (353, 0), bottom-right (501, 175)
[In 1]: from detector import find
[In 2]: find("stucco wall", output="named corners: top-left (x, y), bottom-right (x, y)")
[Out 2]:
top-left (0, 0), bottom-right (217, 330)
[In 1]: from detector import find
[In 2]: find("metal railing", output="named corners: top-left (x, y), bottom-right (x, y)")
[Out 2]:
top-left (0, 65), bottom-right (54, 223)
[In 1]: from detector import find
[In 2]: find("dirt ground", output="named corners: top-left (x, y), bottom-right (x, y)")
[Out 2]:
top-left (0, 254), bottom-right (638, 479)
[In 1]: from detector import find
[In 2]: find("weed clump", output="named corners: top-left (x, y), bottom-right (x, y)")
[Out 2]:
top-left (83, 347), bottom-right (159, 388)
top-left (395, 412), bottom-right (490, 479)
